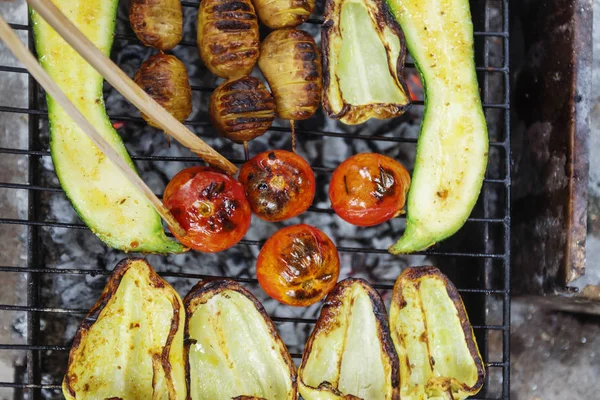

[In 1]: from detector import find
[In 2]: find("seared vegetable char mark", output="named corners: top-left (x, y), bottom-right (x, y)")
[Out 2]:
top-left (130, 0), bottom-right (183, 50)
top-left (253, 0), bottom-right (315, 29)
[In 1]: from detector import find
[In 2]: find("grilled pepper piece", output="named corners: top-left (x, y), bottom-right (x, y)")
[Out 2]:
top-left (389, 267), bottom-right (485, 400)
top-left (322, 0), bottom-right (410, 124)
top-left (62, 258), bottom-right (186, 400)
top-left (299, 278), bottom-right (400, 400)
top-left (185, 280), bottom-right (297, 400)
top-left (386, 0), bottom-right (489, 253)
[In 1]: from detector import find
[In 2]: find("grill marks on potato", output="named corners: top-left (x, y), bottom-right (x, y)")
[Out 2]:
top-left (129, 0), bottom-right (183, 50)
top-left (258, 29), bottom-right (322, 121)
top-left (210, 76), bottom-right (275, 143)
top-left (198, 0), bottom-right (260, 78)
top-left (253, 0), bottom-right (316, 29)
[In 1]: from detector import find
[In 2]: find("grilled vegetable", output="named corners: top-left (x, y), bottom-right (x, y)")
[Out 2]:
top-left (163, 167), bottom-right (252, 252)
top-left (321, 0), bottom-right (410, 124)
top-left (299, 278), bottom-right (399, 400)
top-left (197, 0), bottom-right (260, 78)
top-left (329, 153), bottom-right (411, 226)
top-left (31, 0), bottom-right (185, 253)
top-left (134, 53), bottom-right (192, 129)
top-left (387, 0), bottom-right (489, 253)
top-left (389, 267), bottom-right (485, 400)
top-left (253, 0), bottom-right (315, 29)
top-left (185, 280), bottom-right (297, 399)
top-left (257, 224), bottom-right (340, 306)
top-left (258, 29), bottom-right (322, 121)
top-left (210, 76), bottom-right (276, 143)
top-left (130, 0), bottom-right (183, 50)
top-left (63, 258), bottom-right (186, 399)
top-left (239, 150), bottom-right (316, 222)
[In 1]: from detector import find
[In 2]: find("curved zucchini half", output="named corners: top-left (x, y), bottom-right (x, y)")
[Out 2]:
top-left (31, 0), bottom-right (185, 253)
top-left (389, 267), bottom-right (485, 400)
top-left (184, 280), bottom-right (297, 400)
top-left (62, 258), bottom-right (186, 399)
top-left (298, 278), bottom-right (400, 400)
top-left (322, 0), bottom-right (410, 125)
top-left (387, 0), bottom-right (489, 253)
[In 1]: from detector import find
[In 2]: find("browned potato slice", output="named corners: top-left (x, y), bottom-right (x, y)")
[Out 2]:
top-left (258, 29), bottom-right (322, 121)
top-left (134, 53), bottom-right (192, 129)
top-left (62, 258), bottom-right (186, 400)
top-left (298, 278), bottom-right (400, 400)
top-left (130, 0), bottom-right (183, 50)
top-left (198, 0), bottom-right (260, 79)
top-left (389, 267), bottom-right (485, 400)
top-left (210, 76), bottom-right (276, 143)
top-left (185, 280), bottom-right (297, 399)
top-left (253, 0), bottom-right (315, 29)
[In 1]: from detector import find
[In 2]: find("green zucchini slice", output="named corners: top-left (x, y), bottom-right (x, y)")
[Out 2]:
top-left (31, 0), bottom-right (185, 253)
top-left (322, 0), bottom-right (410, 125)
top-left (386, 0), bottom-right (489, 253)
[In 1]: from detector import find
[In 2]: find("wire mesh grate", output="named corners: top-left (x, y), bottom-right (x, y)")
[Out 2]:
top-left (0, 0), bottom-right (510, 398)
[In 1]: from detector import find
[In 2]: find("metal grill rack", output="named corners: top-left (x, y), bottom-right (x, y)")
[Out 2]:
top-left (0, 0), bottom-right (510, 398)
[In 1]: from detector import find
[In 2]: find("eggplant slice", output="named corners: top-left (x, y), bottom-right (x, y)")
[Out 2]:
top-left (184, 280), bottom-right (297, 400)
top-left (63, 258), bottom-right (186, 400)
top-left (321, 0), bottom-right (410, 125)
top-left (299, 278), bottom-right (399, 400)
top-left (389, 267), bottom-right (485, 400)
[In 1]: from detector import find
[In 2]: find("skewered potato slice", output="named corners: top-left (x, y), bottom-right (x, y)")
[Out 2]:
top-left (134, 53), bottom-right (192, 129)
top-left (389, 267), bottom-right (485, 400)
top-left (210, 76), bottom-right (276, 143)
top-left (298, 278), bottom-right (400, 400)
top-left (253, 0), bottom-right (315, 29)
top-left (62, 258), bottom-right (186, 400)
top-left (185, 280), bottom-right (297, 400)
top-left (198, 0), bottom-right (260, 78)
top-left (258, 28), bottom-right (322, 121)
top-left (130, 0), bottom-right (183, 50)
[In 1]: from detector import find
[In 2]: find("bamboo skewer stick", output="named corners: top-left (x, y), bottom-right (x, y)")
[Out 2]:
top-left (27, 0), bottom-right (238, 175)
top-left (0, 15), bottom-right (187, 238)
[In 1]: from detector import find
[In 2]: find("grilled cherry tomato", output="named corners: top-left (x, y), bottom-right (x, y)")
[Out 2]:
top-left (329, 153), bottom-right (410, 226)
top-left (239, 150), bottom-right (315, 222)
top-left (163, 167), bottom-right (251, 252)
top-left (256, 224), bottom-right (340, 306)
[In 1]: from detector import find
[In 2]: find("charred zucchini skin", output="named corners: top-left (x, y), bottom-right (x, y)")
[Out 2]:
top-left (31, 0), bottom-right (185, 253)
top-left (386, 0), bottom-right (489, 253)
top-left (321, 0), bottom-right (411, 124)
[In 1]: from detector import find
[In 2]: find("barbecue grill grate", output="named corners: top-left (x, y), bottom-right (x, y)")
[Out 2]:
top-left (0, 0), bottom-right (510, 398)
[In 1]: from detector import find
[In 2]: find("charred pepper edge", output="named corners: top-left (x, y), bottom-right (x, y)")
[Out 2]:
top-left (321, 0), bottom-right (411, 122)
top-left (298, 277), bottom-right (400, 399)
top-left (391, 266), bottom-right (486, 394)
top-left (183, 279), bottom-right (298, 398)
top-left (63, 258), bottom-right (184, 398)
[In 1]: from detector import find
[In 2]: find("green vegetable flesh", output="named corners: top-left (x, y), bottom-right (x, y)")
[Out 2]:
top-left (31, 0), bottom-right (185, 253)
top-left (387, 0), bottom-right (489, 253)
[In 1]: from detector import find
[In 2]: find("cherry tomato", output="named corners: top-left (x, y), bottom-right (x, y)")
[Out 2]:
top-left (256, 224), bottom-right (340, 307)
top-left (329, 153), bottom-right (410, 226)
top-left (238, 150), bottom-right (315, 222)
top-left (163, 167), bottom-right (251, 252)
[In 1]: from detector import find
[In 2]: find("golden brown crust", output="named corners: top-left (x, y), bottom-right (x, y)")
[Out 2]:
top-left (253, 0), bottom-right (315, 29)
top-left (134, 53), bottom-right (192, 129)
top-left (63, 258), bottom-right (184, 399)
top-left (130, 0), bottom-right (183, 50)
top-left (197, 0), bottom-right (260, 78)
top-left (391, 266), bottom-right (486, 395)
top-left (209, 76), bottom-right (276, 143)
top-left (299, 278), bottom-right (400, 399)
top-left (258, 29), bottom-right (322, 121)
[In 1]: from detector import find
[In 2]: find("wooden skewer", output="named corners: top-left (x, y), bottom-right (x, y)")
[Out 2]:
top-left (0, 15), bottom-right (187, 238)
top-left (27, 0), bottom-right (238, 176)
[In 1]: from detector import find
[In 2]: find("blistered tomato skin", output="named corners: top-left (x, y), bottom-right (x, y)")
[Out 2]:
top-left (329, 153), bottom-right (411, 226)
top-left (256, 224), bottom-right (340, 307)
top-left (163, 167), bottom-right (251, 252)
top-left (239, 150), bottom-right (316, 222)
